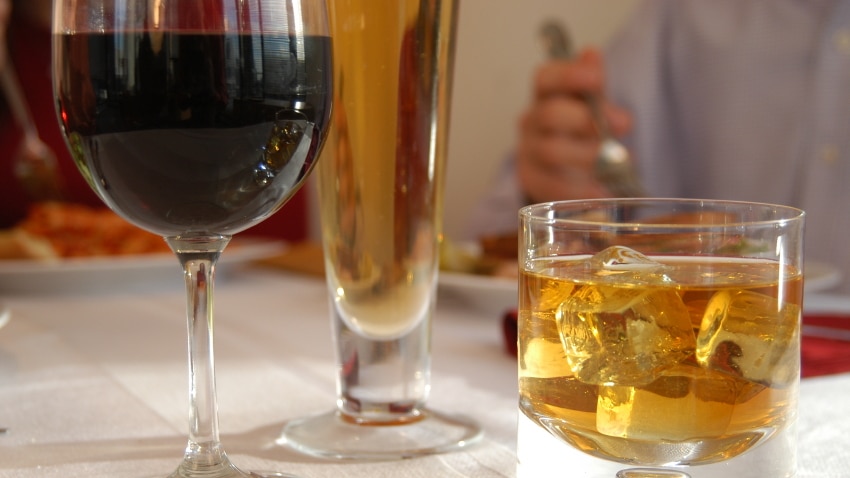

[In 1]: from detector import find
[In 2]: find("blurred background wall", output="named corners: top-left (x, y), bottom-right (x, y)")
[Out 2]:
top-left (443, 0), bottom-right (638, 240)
top-left (307, 0), bottom-right (639, 241)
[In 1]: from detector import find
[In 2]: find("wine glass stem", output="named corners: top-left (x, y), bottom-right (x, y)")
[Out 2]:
top-left (168, 234), bottom-right (232, 470)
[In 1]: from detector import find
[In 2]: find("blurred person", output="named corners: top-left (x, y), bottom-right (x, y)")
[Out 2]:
top-left (0, 0), bottom-right (309, 241)
top-left (0, 0), bottom-right (103, 228)
top-left (468, 0), bottom-right (850, 292)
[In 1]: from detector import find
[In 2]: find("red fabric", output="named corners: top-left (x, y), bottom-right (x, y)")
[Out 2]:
top-left (801, 315), bottom-right (850, 378)
top-left (502, 310), bottom-right (850, 379)
top-left (502, 309), bottom-right (518, 357)
top-left (247, 187), bottom-right (309, 242)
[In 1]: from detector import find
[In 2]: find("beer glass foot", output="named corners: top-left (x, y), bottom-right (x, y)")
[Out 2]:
top-left (616, 469), bottom-right (692, 478)
top-left (278, 408), bottom-right (483, 460)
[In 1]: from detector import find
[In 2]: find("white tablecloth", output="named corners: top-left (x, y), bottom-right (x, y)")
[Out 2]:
top-left (0, 265), bottom-right (848, 477)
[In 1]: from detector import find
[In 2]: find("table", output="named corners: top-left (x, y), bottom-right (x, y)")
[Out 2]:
top-left (0, 264), bottom-right (848, 477)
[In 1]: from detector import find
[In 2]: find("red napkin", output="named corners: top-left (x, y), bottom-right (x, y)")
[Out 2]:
top-left (501, 310), bottom-right (850, 379)
top-left (502, 310), bottom-right (518, 357)
top-left (801, 315), bottom-right (850, 378)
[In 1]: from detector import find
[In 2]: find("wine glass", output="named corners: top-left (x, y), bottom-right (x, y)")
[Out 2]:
top-left (279, 0), bottom-right (482, 459)
top-left (52, 1), bottom-right (332, 476)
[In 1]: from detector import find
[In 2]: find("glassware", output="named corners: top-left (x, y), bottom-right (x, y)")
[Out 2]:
top-left (52, 1), bottom-right (332, 476)
top-left (517, 198), bottom-right (804, 478)
top-left (280, 0), bottom-right (483, 459)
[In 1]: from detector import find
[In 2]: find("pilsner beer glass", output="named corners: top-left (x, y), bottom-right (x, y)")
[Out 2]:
top-left (517, 199), bottom-right (804, 478)
top-left (281, 0), bottom-right (482, 459)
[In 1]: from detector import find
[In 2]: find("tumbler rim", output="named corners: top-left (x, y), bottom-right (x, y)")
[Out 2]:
top-left (519, 197), bottom-right (805, 230)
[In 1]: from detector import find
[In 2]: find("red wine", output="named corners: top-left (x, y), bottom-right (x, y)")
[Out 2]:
top-left (55, 32), bottom-right (331, 236)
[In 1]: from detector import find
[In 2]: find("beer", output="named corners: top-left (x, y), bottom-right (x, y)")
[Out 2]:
top-left (518, 248), bottom-right (802, 465)
top-left (317, 0), bottom-right (455, 340)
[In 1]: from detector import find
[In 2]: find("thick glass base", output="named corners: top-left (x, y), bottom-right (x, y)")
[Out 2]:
top-left (516, 412), bottom-right (796, 478)
top-left (279, 408), bottom-right (483, 460)
top-left (166, 456), bottom-right (299, 478)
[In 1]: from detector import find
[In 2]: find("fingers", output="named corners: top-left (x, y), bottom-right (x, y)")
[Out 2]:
top-left (530, 84), bottom-right (631, 139)
top-left (532, 47), bottom-right (631, 137)
top-left (525, 95), bottom-right (596, 139)
top-left (534, 47), bottom-right (603, 97)
top-left (517, 94), bottom-right (604, 203)
top-left (517, 144), bottom-right (611, 203)
top-left (517, 113), bottom-right (610, 203)
top-left (521, 134), bottom-right (598, 180)
top-left (516, 47), bottom-right (633, 202)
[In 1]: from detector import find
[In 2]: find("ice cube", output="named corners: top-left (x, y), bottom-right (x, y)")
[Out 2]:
top-left (641, 359), bottom-right (766, 404)
top-left (696, 290), bottom-right (799, 387)
top-left (557, 282), bottom-right (696, 386)
top-left (596, 363), bottom-right (745, 440)
top-left (590, 245), bottom-right (670, 277)
top-left (521, 336), bottom-right (574, 379)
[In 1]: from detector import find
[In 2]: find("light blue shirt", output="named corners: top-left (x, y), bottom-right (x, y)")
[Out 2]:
top-left (468, 0), bottom-right (850, 291)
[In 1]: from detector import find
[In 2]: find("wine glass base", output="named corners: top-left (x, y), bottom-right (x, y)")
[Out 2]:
top-left (166, 460), bottom-right (299, 478)
top-left (279, 408), bottom-right (483, 460)
top-left (247, 473), bottom-right (300, 478)
top-left (165, 472), bottom-right (298, 478)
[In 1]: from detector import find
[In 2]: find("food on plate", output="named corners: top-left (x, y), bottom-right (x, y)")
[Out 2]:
top-left (480, 232), bottom-right (518, 260)
top-left (0, 202), bottom-right (170, 260)
top-left (440, 235), bottom-right (517, 279)
top-left (0, 229), bottom-right (58, 260)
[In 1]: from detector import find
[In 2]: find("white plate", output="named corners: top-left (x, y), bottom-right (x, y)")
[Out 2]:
top-left (438, 261), bottom-right (841, 316)
top-left (438, 271), bottom-right (517, 316)
top-left (0, 238), bottom-right (286, 295)
top-left (806, 261), bottom-right (842, 293)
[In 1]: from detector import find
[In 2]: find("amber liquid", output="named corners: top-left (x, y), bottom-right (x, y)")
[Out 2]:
top-left (316, 0), bottom-right (455, 340)
top-left (518, 255), bottom-right (802, 466)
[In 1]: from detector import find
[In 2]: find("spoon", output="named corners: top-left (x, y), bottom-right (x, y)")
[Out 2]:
top-left (1, 48), bottom-right (63, 201)
top-left (539, 20), bottom-right (646, 198)
top-left (0, 303), bottom-right (7, 435)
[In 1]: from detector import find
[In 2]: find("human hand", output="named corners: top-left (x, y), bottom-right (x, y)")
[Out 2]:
top-left (516, 47), bottom-right (632, 203)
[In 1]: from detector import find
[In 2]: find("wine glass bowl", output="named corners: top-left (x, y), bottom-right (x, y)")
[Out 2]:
top-left (52, 1), bottom-right (331, 476)
top-left (54, 3), bottom-right (331, 237)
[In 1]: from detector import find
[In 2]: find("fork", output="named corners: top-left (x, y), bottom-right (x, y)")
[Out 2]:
top-left (539, 20), bottom-right (646, 198)
top-left (1, 47), bottom-right (64, 201)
